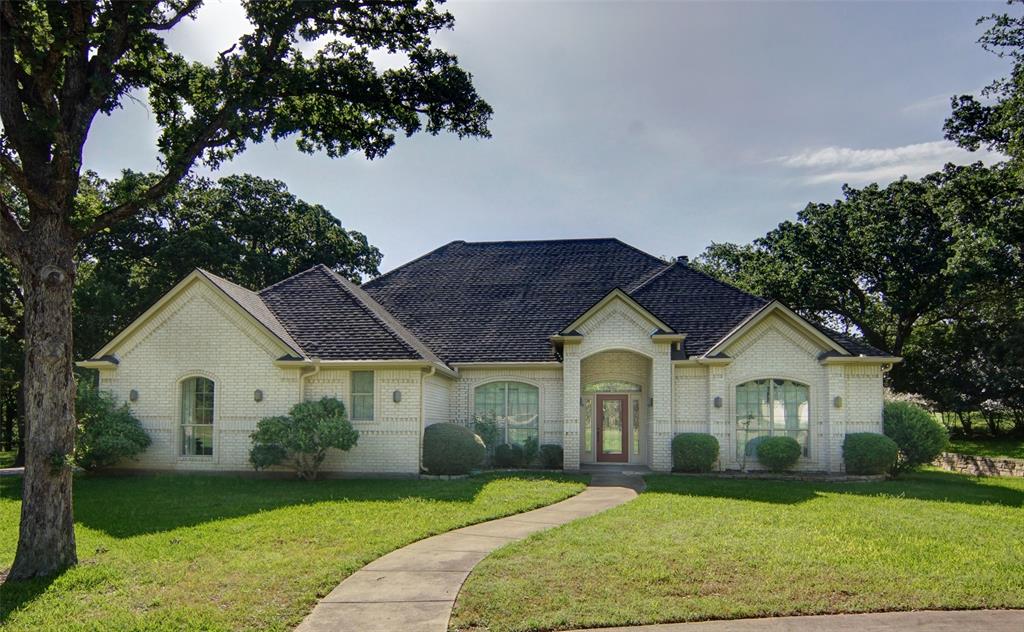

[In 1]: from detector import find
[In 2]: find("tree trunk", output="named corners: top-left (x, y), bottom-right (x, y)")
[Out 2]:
top-left (8, 230), bottom-right (78, 580)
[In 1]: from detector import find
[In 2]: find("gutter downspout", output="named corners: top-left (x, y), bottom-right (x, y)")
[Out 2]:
top-left (419, 366), bottom-right (436, 476)
top-left (299, 359), bottom-right (321, 402)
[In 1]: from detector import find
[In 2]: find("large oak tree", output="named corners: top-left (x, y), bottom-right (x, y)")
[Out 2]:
top-left (0, 0), bottom-right (491, 579)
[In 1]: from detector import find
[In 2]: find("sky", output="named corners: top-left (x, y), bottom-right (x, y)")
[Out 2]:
top-left (82, 1), bottom-right (1010, 272)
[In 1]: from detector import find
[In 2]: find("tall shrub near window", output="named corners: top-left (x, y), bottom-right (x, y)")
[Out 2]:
top-left (249, 398), bottom-right (359, 480)
top-left (181, 377), bottom-right (214, 457)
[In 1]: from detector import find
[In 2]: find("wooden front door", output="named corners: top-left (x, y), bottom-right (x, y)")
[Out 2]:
top-left (596, 394), bottom-right (629, 462)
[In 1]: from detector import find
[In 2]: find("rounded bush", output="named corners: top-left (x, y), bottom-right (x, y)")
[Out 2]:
top-left (843, 433), bottom-right (899, 475)
top-left (75, 381), bottom-right (152, 470)
top-left (422, 423), bottom-right (486, 475)
top-left (539, 444), bottom-right (563, 469)
top-left (493, 443), bottom-right (525, 468)
top-left (671, 433), bottom-right (719, 472)
top-left (883, 401), bottom-right (948, 475)
top-left (756, 436), bottom-right (802, 472)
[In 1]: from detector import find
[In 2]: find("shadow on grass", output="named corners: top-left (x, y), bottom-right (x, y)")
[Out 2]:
top-left (645, 469), bottom-right (1024, 507)
top-left (0, 570), bottom-right (61, 624)
top-left (2, 471), bottom-right (578, 539)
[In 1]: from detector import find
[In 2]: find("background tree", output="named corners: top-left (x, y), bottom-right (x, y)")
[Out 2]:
top-left (0, 0), bottom-right (491, 579)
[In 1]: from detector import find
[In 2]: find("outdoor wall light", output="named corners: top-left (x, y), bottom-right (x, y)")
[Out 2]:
top-left (254, 389), bottom-right (263, 402)
top-left (393, 390), bottom-right (402, 403)
top-left (129, 389), bottom-right (138, 402)
top-left (713, 396), bottom-right (723, 408)
top-left (833, 396), bottom-right (843, 409)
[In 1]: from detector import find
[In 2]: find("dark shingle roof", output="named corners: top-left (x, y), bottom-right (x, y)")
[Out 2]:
top-left (362, 239), bottom-right (668, 363)
top-left (627, 263), bottom-right (770, 357)
top-left (259, 265), bottom-right (434, 361)
top-left (195, 239), bottom-right (888, 364)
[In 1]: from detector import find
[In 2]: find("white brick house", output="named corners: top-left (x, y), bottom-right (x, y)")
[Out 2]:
top-left (79, 238), bottom-right (899, 475)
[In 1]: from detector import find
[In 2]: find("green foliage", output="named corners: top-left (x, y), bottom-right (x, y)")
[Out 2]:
top-left (472, 412), bottom-right (501, 466)
top-left (755, 436), bottom-right (802, 472)
top-left (671, 433), bottom-right (720, 473)
top-left (539, 444), bottom-right (564, 469)
top-left (523, 435), bottom-right (540, 466)
top-left (74, 381), bottom-right (151, 471)
top-left (421, 423), bottom-right (486, 475)
top-left (249, 398), bottom-right (359, 480)
top-left (884, 401), bottom-right (949, 475)
top-left (842, 433), bottom-right (899, 475)
top-left (494, 443), bottom-right (525, 468)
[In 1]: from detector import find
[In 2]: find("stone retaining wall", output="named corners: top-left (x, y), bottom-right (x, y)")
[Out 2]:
top-left (933, 452), bottom-right (1024, 477)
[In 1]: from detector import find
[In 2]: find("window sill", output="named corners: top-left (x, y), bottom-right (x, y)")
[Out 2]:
top-left (178, 455), bottom-right (214, 462)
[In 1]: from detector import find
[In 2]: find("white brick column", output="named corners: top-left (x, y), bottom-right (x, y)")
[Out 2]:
top-left (562, 343), bottom-right (581, 470)
top-left (650, 344), bottom-right (673, 471)
top-left (708, 365), bottom-right (728, 470)
top-left (825, 364), bottom-right (847, 472)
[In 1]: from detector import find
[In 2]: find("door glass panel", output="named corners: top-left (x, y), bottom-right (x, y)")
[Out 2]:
top-left (602, 399), bottom-right (623, 454)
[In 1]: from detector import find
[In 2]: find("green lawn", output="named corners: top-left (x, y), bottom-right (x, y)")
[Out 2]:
top-left (451, 471), bottom-right (1024, 632)
top-left (0, 472), bottom-right (585, 631)
top-left (0, 451), bottom-right (15, 468)
top-left (948, 436), bottom-right (1024, 459)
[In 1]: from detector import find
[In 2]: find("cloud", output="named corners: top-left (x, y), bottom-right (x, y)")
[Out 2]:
top-left (774, 140), bottom-right (1001, 185)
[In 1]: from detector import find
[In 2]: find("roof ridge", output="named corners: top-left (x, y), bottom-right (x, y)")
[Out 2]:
top-left (258, 265), bottom-right (326, 295)
top-left (319, 266), bottom-right (444, 365)
top-left (626, 262), bottom-right (674, 294)
top-left (363, 240), bottom-right (464, 289)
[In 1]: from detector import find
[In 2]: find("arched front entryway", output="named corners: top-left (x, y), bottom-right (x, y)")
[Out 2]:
top-left (579, 350), bottom-right (652, 466)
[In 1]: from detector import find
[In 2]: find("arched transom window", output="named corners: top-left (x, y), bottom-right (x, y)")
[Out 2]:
top-left (474, 381), bottom-right (539, 447)
top-left (735, 379), bottom-right (809, 459)
top-left (181, 376), bottom-right (214, 457)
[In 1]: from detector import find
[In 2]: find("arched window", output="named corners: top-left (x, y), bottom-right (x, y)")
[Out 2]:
top-left (735, 379), bottom-right (809, 459)
top-left (181, 376), bottom-right (214, 457)
top-left (474, 381), bottom-right (539, 447)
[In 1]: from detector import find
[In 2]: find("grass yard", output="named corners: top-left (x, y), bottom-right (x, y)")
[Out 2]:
top-left (0, 472), bottom-right (585, 631)
top-left (0, 451), bottom-right (15, 468)
top-left (451, 471), bottom-right (1024, 632)
top-left (948, 435), bottom-right (1024, 460)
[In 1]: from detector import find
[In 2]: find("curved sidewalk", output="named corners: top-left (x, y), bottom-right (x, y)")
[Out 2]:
top-left (297, 468), bottom-right (643, 632)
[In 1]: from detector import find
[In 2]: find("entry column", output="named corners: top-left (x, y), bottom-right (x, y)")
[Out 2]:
top-left (562, 342), bottom-right (581, 470)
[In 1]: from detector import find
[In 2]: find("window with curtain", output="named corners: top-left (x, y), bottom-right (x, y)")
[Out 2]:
top-left (735, 379), bottom-right (809, 459)
top-left (351, 371), bottom-right (374, 421)
top-left (181, 376), bottom-right (214, 457)
top-left (474, 381), bottom-right (539, 447)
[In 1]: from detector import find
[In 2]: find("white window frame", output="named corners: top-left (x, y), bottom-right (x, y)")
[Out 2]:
top-left (734, 377), bottom-right (811, 460)
top-left (350, 370), bottom-right (375, 421)
top-left (179, 374), bottom-right (216, 459)
top-left (473, 380), bottom-right (541, 447)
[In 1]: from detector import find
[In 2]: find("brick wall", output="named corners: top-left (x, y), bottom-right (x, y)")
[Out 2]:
top-left (99, 280), bottom-right (422, 475)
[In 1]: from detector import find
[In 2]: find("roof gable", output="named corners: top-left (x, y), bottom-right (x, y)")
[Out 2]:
top-left (559, 288), bottom-right (675, 335)
top-left (704, 301), bottom-right (850, 358)
top-left (89, 270), bottom-right (303, 361)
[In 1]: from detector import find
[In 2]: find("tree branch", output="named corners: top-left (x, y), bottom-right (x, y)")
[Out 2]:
top-left (0, 194), bottom-right (26, 264)
top-left (142, 0), bottom-right (202, 31)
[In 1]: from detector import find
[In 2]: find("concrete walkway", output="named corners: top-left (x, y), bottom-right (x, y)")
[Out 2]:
top-left (296, 468), bottom-right (643, 632)
top-left (578, 610), bottom-right (1024, 631)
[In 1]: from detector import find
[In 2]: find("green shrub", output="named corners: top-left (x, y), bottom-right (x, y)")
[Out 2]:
top-left (843, 433), bottom-right (899, 475)
top-left (422, 422), bottom-right (485, 475)
top-left (671, 433), bottom-right (719, 472)
top-left (494, 443), bottom-right (525, 468)
top-left (523, 435), bottom-right (539, 466)
top-left (249, 397), bottom-right (359, 480)
top-left (74, 381), bottom-right (151, 470)
top-left (756, 436), bottom-right (802, 472)
top-left (883, 401), bottom-right (948, 475)
top-left (539, 444), bottom-right (563, 469)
